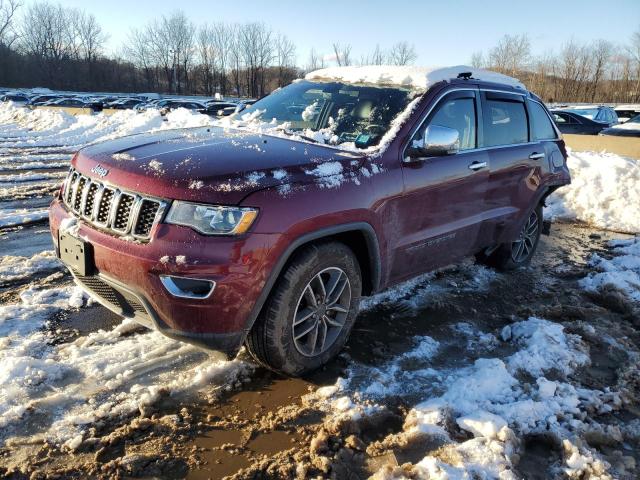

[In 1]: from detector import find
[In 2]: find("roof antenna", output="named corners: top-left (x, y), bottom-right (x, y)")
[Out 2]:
top-left (457, 72), bottom-right (473, 80)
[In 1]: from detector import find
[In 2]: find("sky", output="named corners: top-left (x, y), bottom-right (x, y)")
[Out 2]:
top-left (21, 0), bottom-right (640, 65)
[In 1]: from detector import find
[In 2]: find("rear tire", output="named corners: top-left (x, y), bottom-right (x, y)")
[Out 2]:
top-left (245, 242), bottom-right (362, 376)
top-left (477, 205), bottom-right (543, 271)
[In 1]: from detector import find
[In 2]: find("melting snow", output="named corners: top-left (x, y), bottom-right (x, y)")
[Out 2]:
top-left (580, 237), bottom-right (640, 301)
top-left (545, 151), bottom-right (640, 233)
top-left (0, 207), bottom-right (49, 227)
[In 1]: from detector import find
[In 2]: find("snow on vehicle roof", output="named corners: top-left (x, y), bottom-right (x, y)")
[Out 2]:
top-left (304, 65), bottom-right (526, 91)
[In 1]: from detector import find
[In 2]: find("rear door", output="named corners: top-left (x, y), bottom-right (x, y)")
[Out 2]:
top-left (392, 89), bottom-right (490, 281)
top-left (481, 91), bottom-right (550, 246)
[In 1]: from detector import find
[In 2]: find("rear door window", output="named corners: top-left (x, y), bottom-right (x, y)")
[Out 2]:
top-left (529, 102), bottom-right (557, 140)
top-left (483, 99), bottom-right (528, 147)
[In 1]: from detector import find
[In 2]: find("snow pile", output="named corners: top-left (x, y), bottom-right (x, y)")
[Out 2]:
top-left (313, 317), bottom-right (620, 479)
top-left (580, 237), bottom-right (640, 301)
top-left (0, 207), bottom-right (49, 227)
top-left (546, 151), bottom-right (640, 233)
top-left (305, 65), bottom-right (526, 90)
top-left (0, 250), bottom-right (60, 282)
top-left (0, 255), bottom-right (253, 447)
top-left (0, 103), bottom-right (214, 150)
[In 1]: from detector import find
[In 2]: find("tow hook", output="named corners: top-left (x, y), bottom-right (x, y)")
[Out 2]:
top-left (542, 220), bottom-right (551, 236)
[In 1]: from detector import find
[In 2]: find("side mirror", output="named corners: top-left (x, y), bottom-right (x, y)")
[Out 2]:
top-left (408, 125), bottom-right (460, 159)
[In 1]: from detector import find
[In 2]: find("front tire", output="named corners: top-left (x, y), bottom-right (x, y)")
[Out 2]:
top-left (245, 242), bottom-right (362, 376)
top-left (478, 205), bottom-right (543, 270)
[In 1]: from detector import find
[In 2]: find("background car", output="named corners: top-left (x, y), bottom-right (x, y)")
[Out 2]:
top-left (551, 110), bottom-right (609, 135)
top-left (106, 98), bottom-right (145, 109)
top-left (554, 105), bottom-right (618, 126)
top-left (158, 100), bottom-right (207, 115)
top-left (28, 94), bottom-right (63, 106)
top-left (42, 97), bottom-right (89, 108)
top-left (613, 104), bottom-right (640, 123)
top-left (202, 101), bottom-right (239, 116)
top-left (1, 93), bottom-right (30, 104)
top-left (599, 113), bottom-right (640, 137)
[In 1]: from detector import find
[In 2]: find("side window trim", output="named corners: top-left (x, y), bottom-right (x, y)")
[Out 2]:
top-left (401, 87), bottom-right (541, 160)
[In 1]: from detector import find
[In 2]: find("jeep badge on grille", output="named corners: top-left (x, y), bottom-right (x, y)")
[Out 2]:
top-left (91, 164), bottom-right (109, 178)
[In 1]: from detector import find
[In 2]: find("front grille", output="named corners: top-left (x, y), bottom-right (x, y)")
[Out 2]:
top-left (61, 168), bottom-right (166, 240)
top-left (112, 193), bottom-right (135, 232)
top-left (75, 274), bottom-right (149, 317)
top-left (72, 177), bottom-right (86, 212)
top-left (96, 188), bottom-right (114, 224)
top-left (134, 199), bottom-right (161, 237)
top-left (82, 183), bottom-right (98, 218)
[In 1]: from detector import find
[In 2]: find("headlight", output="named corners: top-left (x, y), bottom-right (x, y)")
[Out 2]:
top-left (165, 201), bottom-right (258, 235)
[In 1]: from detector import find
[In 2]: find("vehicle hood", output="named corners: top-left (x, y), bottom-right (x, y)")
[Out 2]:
top-left (73, 126), bottom-right (365, 204)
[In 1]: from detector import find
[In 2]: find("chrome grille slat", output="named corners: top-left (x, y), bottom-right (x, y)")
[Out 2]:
top-left (61, 168), bottom-right (166, 241)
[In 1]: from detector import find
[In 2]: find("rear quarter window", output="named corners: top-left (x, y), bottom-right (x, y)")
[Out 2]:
top-left (529, 102), bottom-right (557, 140)
top-left (483, 100), bottom-right (528, 147)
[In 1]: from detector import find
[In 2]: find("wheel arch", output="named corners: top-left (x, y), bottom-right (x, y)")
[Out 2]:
top-left (243, 222), bottom-right (381, 336)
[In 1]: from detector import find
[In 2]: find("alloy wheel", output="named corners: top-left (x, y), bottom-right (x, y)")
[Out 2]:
top-left (292, 267), bottom-right (351, 357)
top-left (511, 210), bottom-right (539, 263)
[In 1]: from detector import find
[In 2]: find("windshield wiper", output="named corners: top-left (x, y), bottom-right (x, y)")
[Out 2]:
top-left (279, 128), bottom-right (322, 144)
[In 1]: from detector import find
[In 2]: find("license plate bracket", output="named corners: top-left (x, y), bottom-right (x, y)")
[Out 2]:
top-left (59, 232), bottom-right (95, 276)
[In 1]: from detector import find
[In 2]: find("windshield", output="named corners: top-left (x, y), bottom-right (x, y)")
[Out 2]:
top-left (232, 80), bottom-right (416, 149)
top-left (564, 108), bottom-right (599, 120)
top-left (627, 114), bottom-right (640, 124)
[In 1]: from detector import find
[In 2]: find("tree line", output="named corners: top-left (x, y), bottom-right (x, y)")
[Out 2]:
top-left (0, 1), bottom-right (417, 97)
top-left (471, 33), bottom-right (640, 104)
top-left (1, 0), bottom-right (639, 103)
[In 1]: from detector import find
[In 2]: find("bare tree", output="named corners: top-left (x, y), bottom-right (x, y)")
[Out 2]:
top-left (389, 41), bottom-right (417, 66)
top-left (307, 47), bottom-right (324, 71)
top-left (20, 2), bottom-right (78, 85)
top-left (238, 22), bottom-right (273, 97)
top-left (589, 40), bottom-right (612, 101)
top-left (197, 23), bottom-right (217, 95)
top-left (211, 22), bottom-right (232, 95)
top-left (0, 0), bottom-right (20, 47)
top-left (126, 10), bottom-right (195, 93)
top-left (487, 34), bottom-right (531, 76)
top-left (627, 28), bottom-right (640, 101)
top-left (332, 42), bottom-right (352, 66)
top-left (275, 32), bottom-right (295, 87)
top-left (369, 44), bottom-right (386, 65)
top-left (470, 51), bottom-right (484, 68)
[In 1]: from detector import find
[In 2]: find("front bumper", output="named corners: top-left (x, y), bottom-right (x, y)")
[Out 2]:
top-left (50, 198), bottom-right (282, 356)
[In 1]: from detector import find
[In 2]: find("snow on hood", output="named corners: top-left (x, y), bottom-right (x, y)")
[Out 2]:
top-left (75, 126), bottom-right (365, 204)
top-left (305, 65), bottom-right (526, 91)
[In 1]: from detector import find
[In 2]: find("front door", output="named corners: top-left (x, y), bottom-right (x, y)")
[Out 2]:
top-left (391, 89), bottom-right (489, 282)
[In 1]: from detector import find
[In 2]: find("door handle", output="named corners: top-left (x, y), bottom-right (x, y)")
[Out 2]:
top-left (468, 161), bottom-right (487, 171)
top-left (529, 152), bottom-right (545, 160)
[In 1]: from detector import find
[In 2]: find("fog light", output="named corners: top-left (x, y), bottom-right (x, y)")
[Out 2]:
top-left (160, 275), bottom-right (215, 299)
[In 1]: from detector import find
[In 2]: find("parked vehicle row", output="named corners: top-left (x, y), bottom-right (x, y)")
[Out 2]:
top-left (550, 104), bottom-right (640, 137)
top-left (0, 90), bottom-right (256, 117)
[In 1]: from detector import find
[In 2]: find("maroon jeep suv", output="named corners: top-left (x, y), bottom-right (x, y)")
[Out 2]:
top-left (50, 66), bottom-right (570, 375)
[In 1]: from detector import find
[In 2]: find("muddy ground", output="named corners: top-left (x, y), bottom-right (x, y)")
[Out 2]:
top-left (1, 220), bottom-right (638, 479)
